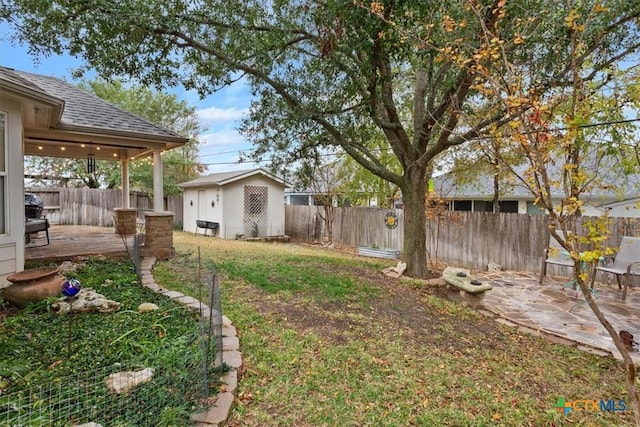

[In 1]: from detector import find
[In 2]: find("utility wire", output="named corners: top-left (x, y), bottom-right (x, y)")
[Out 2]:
top-left (197, 116), bottom-right (640, 160)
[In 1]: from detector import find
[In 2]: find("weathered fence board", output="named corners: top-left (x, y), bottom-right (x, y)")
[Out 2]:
top-left (26, 188), bottom-right (183, 228)
top-left (285, 206), bottom-right (640, 282)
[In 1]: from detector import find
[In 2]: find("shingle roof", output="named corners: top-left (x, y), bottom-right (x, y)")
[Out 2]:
top-left (0, 66), bottom-right (185, 140)
top-left (178, 168), bottom-right (286, 188)
top-left (434, 158), bottom-right (640, 202)
top-left (0, 67), bottom-right (44, 92)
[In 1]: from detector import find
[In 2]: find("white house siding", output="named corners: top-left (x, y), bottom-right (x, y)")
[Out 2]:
top-left (0, 98), bottom-right (26, 287)
top-left (602, 199), bottom-right (640, 218)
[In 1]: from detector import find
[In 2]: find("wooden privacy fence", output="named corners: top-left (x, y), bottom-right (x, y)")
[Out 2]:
top-left (285, 205), bottom-right (640, 278)
top-left (26, 188), bottom-right (183, 229)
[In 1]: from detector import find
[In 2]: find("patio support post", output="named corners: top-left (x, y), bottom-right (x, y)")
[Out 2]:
top-left (121, 157), bottom-right (130, 209)
top-left (153, 148), bottom-right (163, 213)
top-left (113, 156), bottom-right (136, 234)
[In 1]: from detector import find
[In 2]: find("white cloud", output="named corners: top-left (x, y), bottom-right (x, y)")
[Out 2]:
top-left (196, 106), bottom-right (248, 123)
top-left (200, 129), bottom-right (249, 148)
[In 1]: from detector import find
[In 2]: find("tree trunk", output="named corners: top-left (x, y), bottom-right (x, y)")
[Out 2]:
top-left (492, 172), bottom-right (500, 213)
top-left (577, 273), bottom-right (640, 425)
top-left (401, 173), bottom-right (429, 278)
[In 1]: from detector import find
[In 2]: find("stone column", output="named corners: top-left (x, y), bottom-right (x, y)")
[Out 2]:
top-left (143, 212), bottom-right (174, 259)
top-left (113, 208), bottom-right (138, 235)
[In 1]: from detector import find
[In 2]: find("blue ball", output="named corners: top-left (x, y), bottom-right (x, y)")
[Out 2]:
top-left (61, 279), bottom-right (82, 297)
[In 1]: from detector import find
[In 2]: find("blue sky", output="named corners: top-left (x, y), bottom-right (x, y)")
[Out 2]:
top-left (0, 23), bottom-right (256, 174)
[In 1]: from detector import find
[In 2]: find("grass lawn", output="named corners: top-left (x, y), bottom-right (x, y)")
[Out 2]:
top-left (0, 257), bottom-right (220, 427)
top-left (153, 231), bottom-right (635, 426)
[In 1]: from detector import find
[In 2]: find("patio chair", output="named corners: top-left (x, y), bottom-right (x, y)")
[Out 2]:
top-left (25, 217), bottom-right (50, 246)
top-left (590, 236), bottom-right (640, 301)
top-left (539, 231), bottom-right (574, 284)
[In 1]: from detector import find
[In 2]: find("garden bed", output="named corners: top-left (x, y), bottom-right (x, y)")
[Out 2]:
top-left (0, 258), bottom-right (222, 426)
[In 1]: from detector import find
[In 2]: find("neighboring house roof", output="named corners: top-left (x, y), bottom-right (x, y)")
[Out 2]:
top-left (178, 168), bottom-right (287, 189)
top-left (600, 196), bottom-right (640, 209)
top-left (2, 67), bottom-right (184, 141)
top-left (434, 160), bottom-right (640, 204)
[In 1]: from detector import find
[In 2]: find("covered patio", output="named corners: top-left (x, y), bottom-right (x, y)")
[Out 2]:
top-left (0, 66), bottom-right (189, 284)
top-left (24, 225), bottom-right (130, 264)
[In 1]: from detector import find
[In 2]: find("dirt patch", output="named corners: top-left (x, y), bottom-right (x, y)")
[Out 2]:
top-left (0, 303), bottom-right (20, 322)
top-left (164, 236), bottom-right (517, 357)
top-left (238, 263), bottom-right (504, 351)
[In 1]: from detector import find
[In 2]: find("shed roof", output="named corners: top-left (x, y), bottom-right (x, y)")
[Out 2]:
top-left (178, 168), bottom-right (287, 189)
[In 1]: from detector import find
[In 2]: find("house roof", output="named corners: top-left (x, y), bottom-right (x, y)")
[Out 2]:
top-left (0, 66), bottom-right (188, 161)
top-left (434, 159), bottom-right (640, 204)
top-left (178, 168), bottom-right (287, 189)
top-left (2, 67), bottom-right (185, 140)
top-left (0, 67), bottom-right (64, 126)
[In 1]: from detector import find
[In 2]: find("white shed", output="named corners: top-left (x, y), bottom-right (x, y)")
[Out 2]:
top-left (178, 168), bottom-right (287, 238)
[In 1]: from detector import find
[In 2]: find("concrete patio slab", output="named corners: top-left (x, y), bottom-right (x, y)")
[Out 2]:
top-left (477, 270), bottom-right (640, 364)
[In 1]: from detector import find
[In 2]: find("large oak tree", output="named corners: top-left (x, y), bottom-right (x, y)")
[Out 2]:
top-left (3, 0), bottom-right (638, 276)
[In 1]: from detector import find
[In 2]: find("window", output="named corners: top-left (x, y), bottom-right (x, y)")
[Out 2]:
top-left (288, 194), bottom-right (310, 206)
top-left (526, 201), bottom-right (546, 215)
top-left (245, 185), bottom-right (268, 215)
top-left (473, 200), bottom-right (494, 212)
top-left (0, 112), bottom-right (5, 234)
top-left (453, 200), bottom-right (472, 211)
top-left (499, 200), bottom-right (519, 213)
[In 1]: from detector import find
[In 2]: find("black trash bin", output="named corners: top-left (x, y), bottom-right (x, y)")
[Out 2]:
top-left (25, 193), bottom-right (44, 219)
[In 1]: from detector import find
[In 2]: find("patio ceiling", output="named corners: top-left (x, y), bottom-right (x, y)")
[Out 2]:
top-left (23, 126), bottom-right (183, 162)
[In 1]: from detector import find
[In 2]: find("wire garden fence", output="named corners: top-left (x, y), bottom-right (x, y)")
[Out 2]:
top-left (0, 271), bottom-right (224, 426)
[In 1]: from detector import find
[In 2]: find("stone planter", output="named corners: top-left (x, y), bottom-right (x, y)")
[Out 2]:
top-left (4, 267), bottom-right (65, 308)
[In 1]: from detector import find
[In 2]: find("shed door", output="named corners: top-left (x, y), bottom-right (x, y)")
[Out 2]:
top-left (198, 190), bottom-right (207, 219)
top-left (244, 185), bottom-right (268, 237)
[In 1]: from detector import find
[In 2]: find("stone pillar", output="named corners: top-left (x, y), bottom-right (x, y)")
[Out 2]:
top-left (114, 208), bottom-right (138, 235)
top-left (143, 212), bottom-right (174, 259)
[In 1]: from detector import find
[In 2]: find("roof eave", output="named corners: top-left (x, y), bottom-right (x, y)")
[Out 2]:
top-left (55, 123), bottom-right (188, 145)
top-left (0, 80), bottom-right (65, 126)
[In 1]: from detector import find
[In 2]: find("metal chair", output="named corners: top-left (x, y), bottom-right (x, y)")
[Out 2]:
top-left (591, 236), bottom-right (640, 301)
top-left (539, 231), bottom-right (574, 284)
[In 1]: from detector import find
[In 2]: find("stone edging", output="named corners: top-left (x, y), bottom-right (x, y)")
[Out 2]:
top-left (139, 257), bottom-right (241, 427)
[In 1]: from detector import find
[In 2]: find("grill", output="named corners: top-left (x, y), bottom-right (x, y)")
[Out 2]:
top-left (25, 193), bottom-right (44, 219)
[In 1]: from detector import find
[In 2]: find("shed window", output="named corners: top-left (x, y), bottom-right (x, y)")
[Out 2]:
top-left (247, 190), bottom-right (267, 214)
top-left (244, 185), bottom-right (269, 237)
